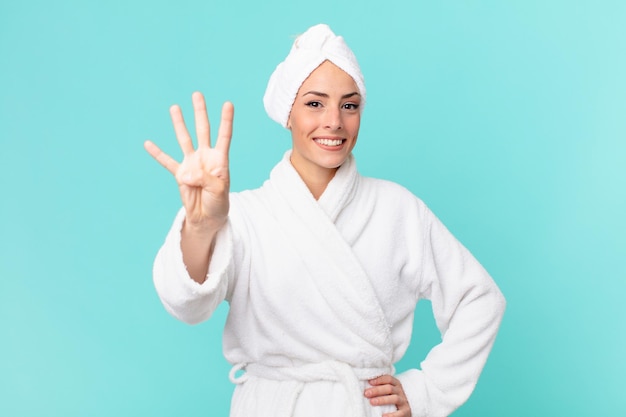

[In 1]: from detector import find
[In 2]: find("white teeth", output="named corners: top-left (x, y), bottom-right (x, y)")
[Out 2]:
top-left (315, 138), bottom-right (343, 146)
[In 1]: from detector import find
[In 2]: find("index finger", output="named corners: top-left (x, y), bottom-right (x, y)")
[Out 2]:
top-left (214, 101), bottom-right (234, 155)
top-left (369, 375), bottom-right (398, 386)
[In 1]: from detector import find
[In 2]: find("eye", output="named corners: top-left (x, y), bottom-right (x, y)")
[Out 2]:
top-left (305, 101), bottom-right (322, 108)
top-left (342, 103), bottom-right (360, 111)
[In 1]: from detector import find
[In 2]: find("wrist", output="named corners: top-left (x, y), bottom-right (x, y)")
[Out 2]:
top-left (182, 216), bottom-right (226, 238)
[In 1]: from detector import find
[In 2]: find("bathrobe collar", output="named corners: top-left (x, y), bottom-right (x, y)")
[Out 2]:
top-left (268, 150), bottom-right (394, 361)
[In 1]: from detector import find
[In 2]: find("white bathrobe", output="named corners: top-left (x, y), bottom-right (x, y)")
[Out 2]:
top-left (153, 151), bottom-right (506, 417)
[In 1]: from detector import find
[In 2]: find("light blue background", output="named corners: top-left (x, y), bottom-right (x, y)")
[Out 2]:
top-left (1, 1), bottom-right (624, 416)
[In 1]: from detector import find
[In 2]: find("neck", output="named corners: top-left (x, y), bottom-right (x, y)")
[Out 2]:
top-left (289, 158), bottom-right (338, 200)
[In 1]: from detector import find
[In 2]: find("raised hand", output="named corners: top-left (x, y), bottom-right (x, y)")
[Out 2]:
top-left (144, 92), bottom-right (234, 232)
top-left (144, 92), bottom-right (234, 283)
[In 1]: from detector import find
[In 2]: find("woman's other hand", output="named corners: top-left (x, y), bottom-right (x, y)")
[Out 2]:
top-left (365, 375), bottom-right (412, 417)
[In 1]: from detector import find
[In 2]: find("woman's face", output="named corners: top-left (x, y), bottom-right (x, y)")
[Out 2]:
top-left (287, 60), bottom-right (361, 181)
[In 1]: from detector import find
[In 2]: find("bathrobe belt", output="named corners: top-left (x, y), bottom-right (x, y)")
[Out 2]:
top-left (229, 361), bottom-right (394, 417)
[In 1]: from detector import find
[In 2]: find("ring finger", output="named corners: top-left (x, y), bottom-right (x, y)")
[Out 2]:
top-left (170, 104), bottom-right (194, 156)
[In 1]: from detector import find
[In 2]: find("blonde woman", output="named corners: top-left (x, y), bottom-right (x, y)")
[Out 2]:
top-left (145, 24), bottom-right (505, 417)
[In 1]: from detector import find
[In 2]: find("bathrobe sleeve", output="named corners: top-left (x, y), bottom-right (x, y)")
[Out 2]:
top-left (396, 205), bottom-right (506, 417)
top-left (152, 207), bottom-right (235, 325)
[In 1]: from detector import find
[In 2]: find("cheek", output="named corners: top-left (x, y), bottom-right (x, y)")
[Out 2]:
top-left (291, 122), bottom-right (311, 145)
top-left (296, 119), bottom-right (318, 136)
top-left (347, 117), bottom-right (361, 138)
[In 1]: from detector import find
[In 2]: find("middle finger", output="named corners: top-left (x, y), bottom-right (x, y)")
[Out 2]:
top-left (192, 91), bottom-right (211, 148)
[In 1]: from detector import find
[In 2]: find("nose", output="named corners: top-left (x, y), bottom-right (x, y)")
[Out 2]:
top-left (323, 107), bottom-right (342, 130)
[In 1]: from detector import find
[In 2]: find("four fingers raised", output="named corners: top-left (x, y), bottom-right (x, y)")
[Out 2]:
top-left (145, 92), bottom-right (234, 171)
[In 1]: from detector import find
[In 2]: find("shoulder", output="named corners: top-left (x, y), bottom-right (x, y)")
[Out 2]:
top-left (359, 176), bottom-right (428, 211)
top-left (357, 176), bottom-right (443, 235)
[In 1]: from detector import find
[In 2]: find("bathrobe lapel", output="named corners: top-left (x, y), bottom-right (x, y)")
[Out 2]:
top-left (264, 152), bottom-right (393, 360)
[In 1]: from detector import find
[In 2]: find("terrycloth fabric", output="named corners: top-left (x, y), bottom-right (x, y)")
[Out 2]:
top-left (153, 152), bottom-right (506, 417)
top-left (263, 23), bottom-right (366, 128)
top-left (229, 361), bottom-right (394, 417)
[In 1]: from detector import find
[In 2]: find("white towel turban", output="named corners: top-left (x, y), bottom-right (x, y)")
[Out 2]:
top-left (263, 24), bottom-right (366, 128)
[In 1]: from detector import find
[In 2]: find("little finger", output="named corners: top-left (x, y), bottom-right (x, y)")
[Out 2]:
top-left (144, 140), bottom-right (179, 175)
top-left (382, 409), bottom-right (411, 417)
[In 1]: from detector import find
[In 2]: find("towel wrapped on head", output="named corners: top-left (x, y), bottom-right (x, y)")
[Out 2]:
top-left (263, 24), bottom-right (366, 128)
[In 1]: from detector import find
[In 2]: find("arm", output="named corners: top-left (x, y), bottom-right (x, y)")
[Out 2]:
top-left (145, 92), bottom-right (235, 323)
top-left (152, 208), bottom-right (234, 324)
top-left (397, 208), bottom-right (506, 417)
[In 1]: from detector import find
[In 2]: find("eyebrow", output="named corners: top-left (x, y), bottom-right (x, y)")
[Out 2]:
top-left (302, 91), bottom-right (361, 99)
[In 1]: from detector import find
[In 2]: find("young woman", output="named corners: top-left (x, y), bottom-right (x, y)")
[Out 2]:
top-left (144, 24), bottom-right (505, 417)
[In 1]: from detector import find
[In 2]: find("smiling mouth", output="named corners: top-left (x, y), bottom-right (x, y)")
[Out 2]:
top-left (314, 138), bottom-right (344, 147)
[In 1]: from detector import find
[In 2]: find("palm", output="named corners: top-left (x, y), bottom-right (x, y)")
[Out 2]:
top-left (145, 92), bottom-right (234, 229)
top-left (177, 146), bottom-right (229, 225)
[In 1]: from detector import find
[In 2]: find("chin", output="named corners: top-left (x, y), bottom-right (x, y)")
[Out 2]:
top-left (318, 154), bottom-right (350, 169)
